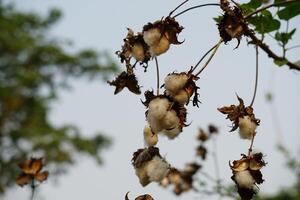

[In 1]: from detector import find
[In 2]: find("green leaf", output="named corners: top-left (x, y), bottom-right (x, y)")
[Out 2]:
top-left (275, 28), bottom-right (296, 45)
top-left (213, 15), bottom-right (223, 23)
top-left (248, 10), bottom-right (281, 33)
top-left (274, 58), bottom-right (288, 66)
top-left (240, 0), bottom-right (262, 15)
top-left (277, 2), bottom-right (300, 20)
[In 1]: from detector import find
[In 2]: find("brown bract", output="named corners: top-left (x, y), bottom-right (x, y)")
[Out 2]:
top-left (107, 71), bottom-right (141, 95)
top-left (230, 153), bottom-right (266, 200)
top-left (196, 145), bottom-right (207, 160)
top-left (143, 17), bottom-right (184, 45)
top-left (197, 128), bottom-right (209, 142)
top-left (16, 158), bottom-right (49, 187)
top-left (161, 163), bottom-right (201, 195)
top-left (125, 192), bottom-right (154, 200)
top-left (217, 95), bottom-right (260, 132)
top-left (117, 28), bottom-right (151, 65)
top-left (132, 147), bottom-right (161, 168)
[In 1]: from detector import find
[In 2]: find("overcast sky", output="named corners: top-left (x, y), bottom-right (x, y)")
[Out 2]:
top-left (4, 0), bottom-right (300, 200)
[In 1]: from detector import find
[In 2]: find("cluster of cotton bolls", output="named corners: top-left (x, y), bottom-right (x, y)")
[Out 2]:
top-left (116, 17), bottom-right (183, 68)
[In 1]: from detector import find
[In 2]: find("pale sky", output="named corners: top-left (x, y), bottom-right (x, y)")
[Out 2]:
top-left (4, 0), bottom-right (300, 200)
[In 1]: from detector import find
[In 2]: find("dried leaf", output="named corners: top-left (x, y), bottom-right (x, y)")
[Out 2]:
top-left (18, 158), bottom-right (43, 175)
top-left (16, 174), bottom-right (30, 187)
top-left (34, 171), bottom-right (49, 182)
top-left (108, 71), bottom-right (141, 95)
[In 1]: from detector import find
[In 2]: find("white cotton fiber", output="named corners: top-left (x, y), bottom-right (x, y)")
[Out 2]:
top-left (148, 98), bottom-right (170, 119)
top-left (143, 28), bottom-right (161, 46)
top-left (161, 110), bottom-right (180, 130)
top-left (234, 170), bottom-right (255, 188)
top-left (131, 43), bottom-right (145, 61)
top-left (150, 36), bottom-right (170, 56)
top-left (238, 116), bottom-right (257, 139)
top-left (164, 74), bottom-right (189, 94)
top-left (172, 90), bottom-right (189, 105)
top-left (145, 156), bottom-right (169, 182)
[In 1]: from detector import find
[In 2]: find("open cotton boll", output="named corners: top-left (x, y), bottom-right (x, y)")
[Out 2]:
top-left (172, 90), bottom-right (190, 105)
top-left (234, 170), bottom-right (255, 188)
top-left (144, 124), bottom-right (158, 146)
top-left (150, 36), bottom-right (170, 56)
top-left (131, 43), bottom-right (145, 61)
top-left (143, 28), bottom-right (161, 46)
top-left (162, 126), bottom-right (182, 139)
top-left (145, 156), bottom-right (169, 182)
top-left (147, 114), bottom-right (163, 133)
top-left (238, 116), bottom-right (257, 139)
top-left (164, 74), bottom-right (189, 94)
top-left (161, 110), bottom-right (180, 130)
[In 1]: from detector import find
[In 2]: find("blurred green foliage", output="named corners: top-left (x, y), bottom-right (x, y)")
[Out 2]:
top-left (0, 2), bottom-right (118, 194)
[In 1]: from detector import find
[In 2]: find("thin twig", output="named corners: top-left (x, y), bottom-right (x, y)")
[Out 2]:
top-left (248, 132), bottom-right (256, 156)
top-left (194, 39), bottom-right (223, 77)
top-left (173, 3), bottom-right (220, 18)
top-left (250, 45), bottom-right (259, 107)
top-left (246, 31), bottom-right (300, 70)
top-left (30, 179), bottom-right (35, 200)
top-left (169, 0), bottom-right (189, 17)
top-left (154, 57), bottom-right (160, 95)
top-left (191, 42), bottom-right (219, 73)
top-left (286, 44), bottom-right (300, 51)
top-left (211, 137), bottom-right (222, 199)
top-left (245, 0), bottom-right (298, 19)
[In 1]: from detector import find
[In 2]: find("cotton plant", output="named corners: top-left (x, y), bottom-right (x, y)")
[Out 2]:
top-left (108, 0), bottom-right (300, 199)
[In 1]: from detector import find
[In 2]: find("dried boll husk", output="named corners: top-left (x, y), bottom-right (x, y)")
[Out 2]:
top-left (234, 170), bottom-right (255, 188)
top-left (143, 124), bottom-right (158, 146)
top-left (238, 116), bottom-right (257, 139)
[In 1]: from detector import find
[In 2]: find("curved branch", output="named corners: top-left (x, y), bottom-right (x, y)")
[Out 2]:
top-left (246, 31), bottom-right (300, 71)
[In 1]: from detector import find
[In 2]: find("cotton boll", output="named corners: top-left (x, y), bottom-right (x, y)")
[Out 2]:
top-left (143, 28), bottom-right (161, 46)
top-left (144, 124), bottom-right (158, 146)
top-left (172, 90), bottom-right (189, 104)
top-left (162, 126), bottom-right (182, 139)
top-left (131, 43), bottom-right (145, 61)
top-left (145, 156), bottom-right (169, 182)
top-left (135, 166), bottom-right (150, 186)
top-left (161, 110), bottom-right (180, 130)
top-left (238, 116), bottom-right (257, 139)
top-left (234, 170), bottom-right (255, 188)
top-left (164, 74), bottom-right (189, 94)
top-left (150, 36), bottom-right (170, 56)
top-left (147, 115), bottom-right (163, 133)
